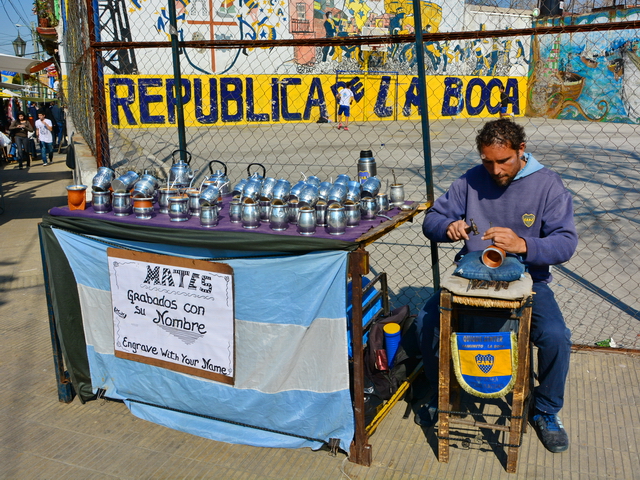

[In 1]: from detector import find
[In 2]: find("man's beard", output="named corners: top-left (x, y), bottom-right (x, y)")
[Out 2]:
top-left (492, 175), bottom-right (513, 187)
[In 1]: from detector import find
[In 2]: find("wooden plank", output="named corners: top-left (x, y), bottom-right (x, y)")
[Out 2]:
top-left (355, 201), bottom-right (429, 246)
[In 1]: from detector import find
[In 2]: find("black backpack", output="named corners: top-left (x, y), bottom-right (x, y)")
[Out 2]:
top-left (362, 305), bottom-right (420, 424)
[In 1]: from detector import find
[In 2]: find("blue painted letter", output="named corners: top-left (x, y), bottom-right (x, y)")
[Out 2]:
top-left (109, 78), bottom-right (137, 126)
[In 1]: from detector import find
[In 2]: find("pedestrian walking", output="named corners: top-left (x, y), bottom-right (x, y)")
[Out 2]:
top-left (35, 111), bottom-right (54, 166)
top-left (9, 112), bottom-right (34, 169)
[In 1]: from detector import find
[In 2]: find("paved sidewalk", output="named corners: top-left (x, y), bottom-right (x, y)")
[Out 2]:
top-left (0, 148), bottom-right (638, 479)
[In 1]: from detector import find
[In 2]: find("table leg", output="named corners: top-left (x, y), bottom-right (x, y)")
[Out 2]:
top-left (506, 300), bottom-right (532, 473)
top-left (348, 248), bottom-right (371, 466)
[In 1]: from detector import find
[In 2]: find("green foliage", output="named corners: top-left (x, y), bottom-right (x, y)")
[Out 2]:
top-left (33, 0), bottom-right (59, 27)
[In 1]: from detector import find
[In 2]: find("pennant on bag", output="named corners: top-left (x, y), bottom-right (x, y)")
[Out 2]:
top-left (451, 332), bottom-right (517, 398)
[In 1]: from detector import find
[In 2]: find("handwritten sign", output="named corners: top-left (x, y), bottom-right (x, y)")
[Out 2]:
top-left (107, 248), bottom-right (235, 385)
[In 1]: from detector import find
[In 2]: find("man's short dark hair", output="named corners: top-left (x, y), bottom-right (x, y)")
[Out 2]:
top-left (476, 119), bottom-right (526, 152)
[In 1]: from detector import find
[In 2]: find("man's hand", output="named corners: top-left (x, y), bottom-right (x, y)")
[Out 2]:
top-left (446, 220), bottom-right (472, 241)
top-left (482, 227), bottom-right (527, 254)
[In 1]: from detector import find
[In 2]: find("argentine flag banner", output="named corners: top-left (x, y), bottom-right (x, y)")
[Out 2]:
top-left (451, 332), bottom-right (517, 398)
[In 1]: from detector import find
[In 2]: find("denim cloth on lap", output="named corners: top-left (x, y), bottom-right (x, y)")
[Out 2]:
top-left (454, 250), bottom-right (525, 282)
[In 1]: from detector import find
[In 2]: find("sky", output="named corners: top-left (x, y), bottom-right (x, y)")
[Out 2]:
top-left (0, 0), bottom-right (41, 58)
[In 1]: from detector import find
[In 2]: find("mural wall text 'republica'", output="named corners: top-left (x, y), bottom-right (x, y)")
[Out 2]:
top-left (106, 74), bottom-right (527, 127)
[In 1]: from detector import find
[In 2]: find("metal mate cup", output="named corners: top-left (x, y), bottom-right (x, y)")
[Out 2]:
top-left (200, 184), bottom-right (220, 207)
top-left (306, 176), bottom-right (321, 188)
top-left (133, 197), bottom-right (154, 219)
top-left (298, 184), bottom-right (319, 208)
top-left (260, 177), bottom-right (277, 200)
top-left (242, 177), bottom-right (263, 202)
top-left (200, 205), bottom-right (219, 228)
top-left (315, 200), bottom-right (328, 227)
top-left (112, 192), bottom-right (132, 216)
top-left (326, 203), bottom-right (346, 235)
top-left (111, 171), bottom-right (140, 193)
top-left (168, 195), bottom-right (189, 222)
top-left (229, 199), bottom-right (242, 223)
top-left (241, 198), bottom-right (261, 229)
top-left (186, 188), bottom-right (201, 217)
top-left (346, 180), bottom-right (362, 203)
top-left (91, 190), bottom-right (111, 214)
top-left (362, 176), bottom-right (382, 198)
top-left (231, 178), bottom-right (248, 197)
top-left (345, 200), bottom-right (361, 228)
top-left (334, 174), bottom-right (351, 186)
top-left (317, 181), bottom-right (332, 202)
top-left (259, 197), bottom-right (271, 222)
top-left (482, 245), bottom-right (506, 268)
top-left (376, 193), bottom-right (390, 213)
top-left (272, 179), bottom-right (291, 202)
top-left (269, 202), bottom-right (289, 231)
top-left (288, 199), bottom-right (300, 225)
top-left (327, 183), bottom-right (347, 205)
top-left (158, 187), bottom-right (179, 214)
top-left (297, 207), bottom-right (316, 235)
top-left (92, 167), bottom-right (115, 192)
top-left (133, 177), bottom-right (157, 199)
top-left (390, 183), bottom-right (405, 207)
top-left (361, 197), bottom-right (379, 220)
top-left (289, 180), bottom-right (306, 201)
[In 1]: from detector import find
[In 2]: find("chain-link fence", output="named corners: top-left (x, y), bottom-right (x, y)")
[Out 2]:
top-left (63, 0), bottom-right (640, 350)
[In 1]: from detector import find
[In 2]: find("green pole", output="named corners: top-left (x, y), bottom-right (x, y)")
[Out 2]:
top-left (411, 0), bottom-right (440, 291)
top-left (167, 0), bottom-right (187, 162)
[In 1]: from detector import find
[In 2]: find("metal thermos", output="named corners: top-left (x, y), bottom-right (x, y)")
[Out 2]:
top-left (357, 150), bottom-right (377, 184)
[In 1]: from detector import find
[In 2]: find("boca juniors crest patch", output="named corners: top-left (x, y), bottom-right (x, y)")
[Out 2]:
top-left (522, 213), bottom-right (535, 227)
top-left (451, 332), bottom-right (517, 398)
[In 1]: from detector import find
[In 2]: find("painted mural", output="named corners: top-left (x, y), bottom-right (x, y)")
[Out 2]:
top-left (97, 0), bottom-right (534, 125)
top-left (529, 8), bottom-right (640, 123)
top-left (103, 0), bottom-right (530, 77)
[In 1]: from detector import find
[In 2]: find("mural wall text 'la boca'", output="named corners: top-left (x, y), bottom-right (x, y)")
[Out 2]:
top-left (106, 74), bottom-right (527, 127)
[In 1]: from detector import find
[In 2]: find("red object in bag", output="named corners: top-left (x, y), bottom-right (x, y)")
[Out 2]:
top-left (375, 349), bottom-right (389, 371)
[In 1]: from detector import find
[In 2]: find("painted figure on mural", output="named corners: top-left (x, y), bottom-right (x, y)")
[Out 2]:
top-left (322, 11), bottom-right (337, 62)
top-left (499, 85), bottom-right (512, 118)
top-left (389, 7), bottom-right (405, 35)
top-left (218, 0), bottom-right (237, 18)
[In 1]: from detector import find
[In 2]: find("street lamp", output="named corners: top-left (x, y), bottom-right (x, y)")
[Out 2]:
top-left (12, 34), bottom-right (28, 114)
top-left (13, 34), bottom-right (27, 57)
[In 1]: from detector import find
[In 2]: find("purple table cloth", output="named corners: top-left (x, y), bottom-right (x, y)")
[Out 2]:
top-left (50, 199), bottom-right (408, 242)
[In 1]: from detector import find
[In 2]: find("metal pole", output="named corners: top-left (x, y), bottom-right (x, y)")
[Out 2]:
top-left (411, 0), bottom-right (440, 290)
top-left (86, 0), bottom-right (110, 167)
top-left (167, 0), bottom-right (188, 162)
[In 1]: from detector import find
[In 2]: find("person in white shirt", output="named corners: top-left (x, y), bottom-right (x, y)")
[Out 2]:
top-left (336, 81), bottom-right (355, 131)
top-left (35, 112), bottom-right (54, 166)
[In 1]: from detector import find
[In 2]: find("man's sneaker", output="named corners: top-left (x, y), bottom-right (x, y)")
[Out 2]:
top-left (337, 125), bottom-right (342, 130)
top-left (532, 412), bottom-right (569, 453)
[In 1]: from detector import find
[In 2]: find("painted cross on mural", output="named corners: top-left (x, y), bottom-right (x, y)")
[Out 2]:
top-left (187, 0), bottom-right (237, 71)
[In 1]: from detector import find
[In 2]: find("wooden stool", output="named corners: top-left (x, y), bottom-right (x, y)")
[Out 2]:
top-left (437, 271), bottom-right (533, 474)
